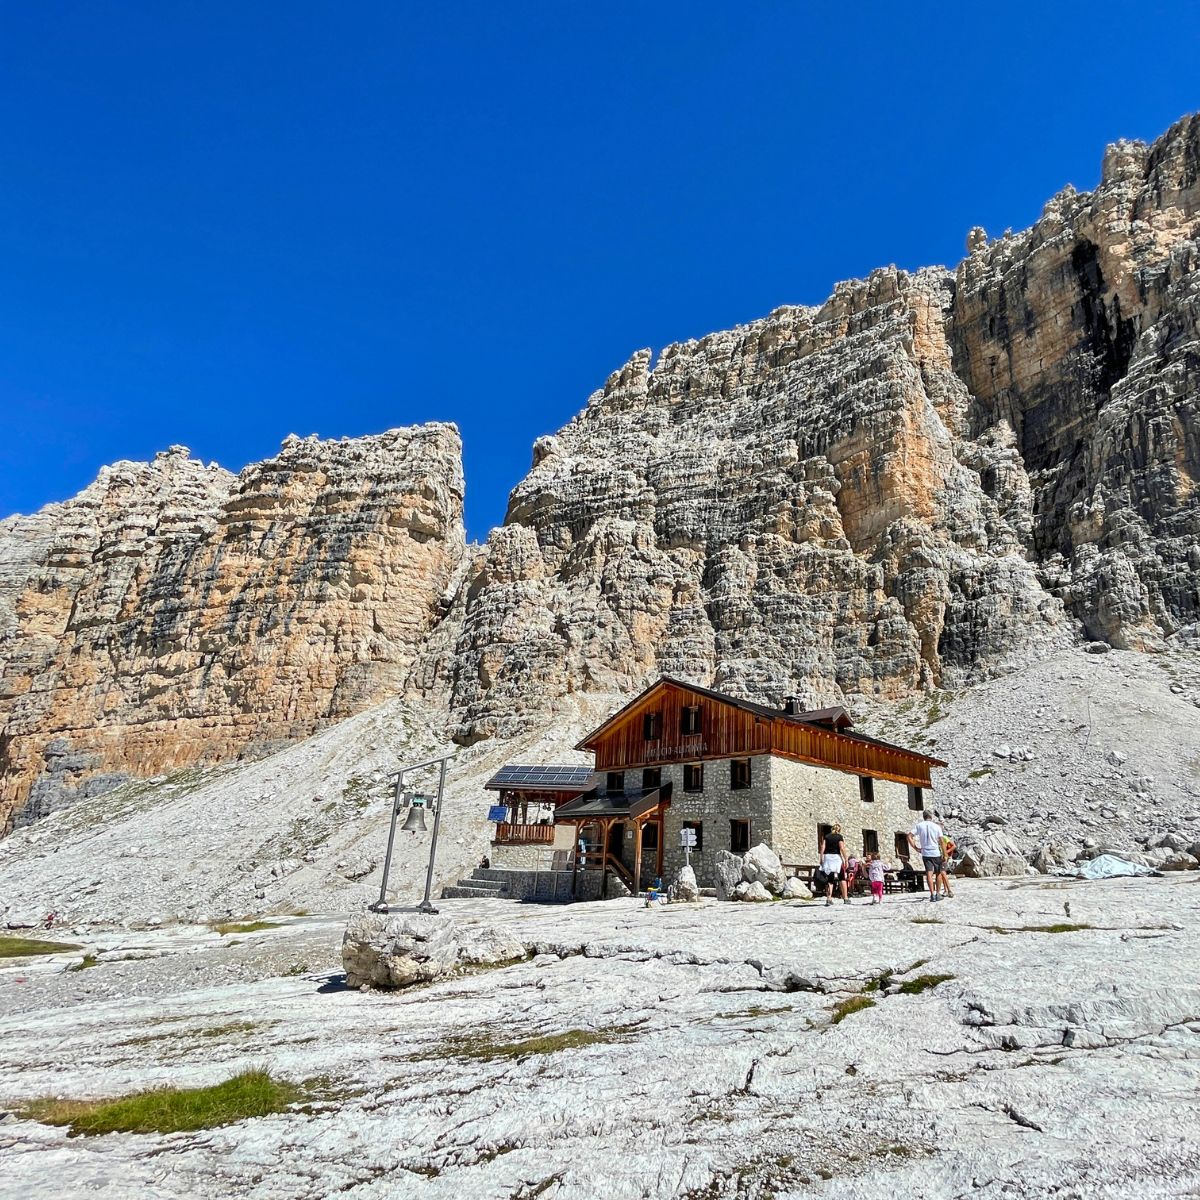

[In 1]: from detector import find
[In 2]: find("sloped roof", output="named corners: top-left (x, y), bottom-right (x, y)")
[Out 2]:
top-left (576, 676), bottom-right (947, 768)
top-left (555, 781), bottom-right (673, 822)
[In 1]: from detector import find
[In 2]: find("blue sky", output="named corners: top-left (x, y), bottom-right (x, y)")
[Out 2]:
top-left (2, 2), bottom-right (1197, 540)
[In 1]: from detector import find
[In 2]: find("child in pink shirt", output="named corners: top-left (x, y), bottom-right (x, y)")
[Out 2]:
top-left (866, 854), bottom-right (887, 904)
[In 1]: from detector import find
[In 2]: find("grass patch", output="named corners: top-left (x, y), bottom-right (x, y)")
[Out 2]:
top-left (437, 1024), bottom-right (639, 1061)
top-left (967, 768), bottom-right (994, 779)
top-left (896, 973), bottom-right (955, 994)
top-left (21, 1068), bottom-right (303, 1136)
top-left (830, 996), bottom-right (876, 1025)
top-left (65, 954), bottom-right (99, 973)
top-left (911, 917), bottom-right (942, 925)
top-left (988, 923), bottom-right (1093, 934)
top-left (0, 935), bottom-right (83, 958)
top-left (713, 1004), bottom-right (793, 1020)
top-left (119, 1020), bottom-right (264, 1048)
top-left (210, 920), bottom-right (279, 936)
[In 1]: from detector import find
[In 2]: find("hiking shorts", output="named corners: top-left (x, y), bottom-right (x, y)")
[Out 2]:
top-left (820, 854), bottom-right (845, 880)
top-left (922, 855), bottom-right (944, 874)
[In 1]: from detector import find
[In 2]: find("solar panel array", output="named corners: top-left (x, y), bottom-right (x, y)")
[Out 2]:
top-left (487, 764), bottom-right (595, 790)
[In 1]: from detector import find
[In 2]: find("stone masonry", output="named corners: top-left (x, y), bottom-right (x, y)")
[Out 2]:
top-left (642, 755), bottom-right (927, 887)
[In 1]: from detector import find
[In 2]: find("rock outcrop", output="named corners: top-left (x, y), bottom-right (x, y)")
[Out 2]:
top-left (0, 426), bottom-right (464, 831)
top-left (443, 120), bottom-right (1199, 742)
top-left (4, 114), bottom-right (1200, 832)
top-left (446, 115), bottom-right (1200, 743)
top-left (342, 910), bottom-right (527, 989)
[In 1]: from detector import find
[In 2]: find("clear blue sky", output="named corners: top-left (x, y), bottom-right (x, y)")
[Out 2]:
top-left (2, 2), bottom-right (1197, 540)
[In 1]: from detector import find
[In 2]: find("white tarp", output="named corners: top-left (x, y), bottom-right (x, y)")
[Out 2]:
top-left (1067, 854), bottom-right (1158, 880)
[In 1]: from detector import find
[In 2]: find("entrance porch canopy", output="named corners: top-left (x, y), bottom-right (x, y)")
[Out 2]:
top-left (556, 782), bottom-right (673, 890)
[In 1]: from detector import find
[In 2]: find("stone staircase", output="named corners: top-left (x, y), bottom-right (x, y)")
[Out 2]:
top-left (441, 865), bottom-right (577, 902)
top-left (441, 868), bottom-right (511, 900)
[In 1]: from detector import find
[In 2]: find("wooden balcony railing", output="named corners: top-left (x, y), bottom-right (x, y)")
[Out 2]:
top-left (494, 822), bottom-right (555, 846)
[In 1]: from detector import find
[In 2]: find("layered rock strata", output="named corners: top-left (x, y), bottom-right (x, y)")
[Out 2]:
top-left (448, 114), bottom-right (1200, 741)
top-left (4, 115), bottom-right (1199, 828)
top-left (0, 426), bottom-right (464, 831)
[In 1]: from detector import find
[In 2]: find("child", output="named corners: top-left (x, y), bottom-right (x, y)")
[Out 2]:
top-left (866, 853), bottom-right (887, 904)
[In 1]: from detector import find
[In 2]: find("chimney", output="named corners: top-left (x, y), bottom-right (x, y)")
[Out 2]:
top-left (783, 696), bottom-right (801, 716)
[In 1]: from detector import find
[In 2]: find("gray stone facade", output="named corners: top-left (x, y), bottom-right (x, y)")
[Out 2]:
top-left (620, 755), bottom-right (927, 887)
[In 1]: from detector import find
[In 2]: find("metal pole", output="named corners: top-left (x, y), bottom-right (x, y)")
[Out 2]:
top-left (372, 771), bottom-right (406, 912)
top-left (417, 757), bottom-right (448, 914)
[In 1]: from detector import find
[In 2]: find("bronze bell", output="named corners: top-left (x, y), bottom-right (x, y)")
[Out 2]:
top-left (401, 803), bottom-right (428, 834)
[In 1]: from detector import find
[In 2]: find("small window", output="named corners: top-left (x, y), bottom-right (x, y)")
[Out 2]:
top-left (680, 705), bottom-right (702, 735)
top-left (683, 763), bottom-right (704, 793)
top-left (730, 758), bottom-right (751, 790)
top-left (859, 776), bottom-right (874, 803)
top-left (817, 822), bottom-right (833, 854)
top-left (894, 832), bottom-right (910, 862)
top-left (606, 771), bottom-right (624, 795)
top-left (682, 820), bottom-right (703, 851)
top-left (862, 829), bottom-right (879, 856)
top-left (907, 785), bottom-right (924, 812)
top-left (643, 711), bottom-right (662, 740)
top-left (642, 767), bottom-right (661, 789)
top-left (641, 823), bottom-right (659, 850)
top-left (730, 818), bottom-right (750, 853)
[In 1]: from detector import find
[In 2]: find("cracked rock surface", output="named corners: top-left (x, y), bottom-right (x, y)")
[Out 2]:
top-left (2, 877), bottom-right (1198, 1198)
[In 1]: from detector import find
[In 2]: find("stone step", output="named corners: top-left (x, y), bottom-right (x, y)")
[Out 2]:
top-left (440, 883), bottom-right (510, 900)
top-left (473, 866), bottom-right (548, 883)
top-left (461, 875), bottom-right (507, 892)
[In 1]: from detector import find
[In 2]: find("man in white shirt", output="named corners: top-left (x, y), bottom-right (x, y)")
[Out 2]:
top-left (908, 810), bottom-right (945, 903)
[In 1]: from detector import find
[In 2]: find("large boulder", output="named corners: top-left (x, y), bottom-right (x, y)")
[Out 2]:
top-left (714, 850), bottom-right (745, 901)
top-left (1145, 848), bottom-right (1199, 872)
top-left (951, 830), bottom-right (1028, 878)
top-left (741, 843), bottom-right (787, 895)
top-left (1028, 841), bottom-right (1080, 874)
top-left (742, 881), bottom-right (773, 902)
top-left (781, 876), bottom-right (809, 900)
top-left (342, 911), bottom-right (527, 990)
top-left (669, 864), bottom-right (700, 902)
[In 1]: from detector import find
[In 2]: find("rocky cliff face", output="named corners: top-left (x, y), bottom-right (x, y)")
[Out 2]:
top-left (0, 425), bottom-right (464, 832)
top-left (447, 114), bottom-right (1200, 742)
top-left (3, 115), bottom-right (1198, 829)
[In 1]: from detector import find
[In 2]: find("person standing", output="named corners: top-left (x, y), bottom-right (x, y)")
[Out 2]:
top-left (866, 853), bottom-right (886, 904)
top-left (907, 810), bottom-right (945, 903)
top-left (819, 823), bottom-right (849, 907)
top-left (937, 829), bottom-right (956, 899)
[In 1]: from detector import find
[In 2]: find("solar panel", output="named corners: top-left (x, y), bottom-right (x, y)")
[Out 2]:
top-left (486, 764), bottom-right (595, 790)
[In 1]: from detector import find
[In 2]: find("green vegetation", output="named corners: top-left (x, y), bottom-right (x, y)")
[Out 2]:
top-left (65, 954), bottom-right (99, 972)
top-left (438, 1024), bottom-right (638, 1061)
top-left (967, 767), bottom-right (994, 779)
top-left (989, 922), bottom-right (1093, 935)
top-left (210, 920), bottom-right (279, 936)
top-left (0, 935), bottom-right (82, 958)
top-left (342, 775), bottom-right (372, 809)
top-left (830, 995), bottom-right (876, 1024)
top-left (119, 1020), bottom-right (264, 1048)
top-left (896, 973), bottom-right (955, 994)
top-left (21, 1068), bottom-right (304, 1136)
top-left (911, 917), bottom-right (941, 925)
top-left (712, 1004), bottom-right (792, 1020)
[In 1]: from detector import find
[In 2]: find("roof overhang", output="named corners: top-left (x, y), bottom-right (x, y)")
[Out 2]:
top-left (555, 782), bottom-right (672, 823)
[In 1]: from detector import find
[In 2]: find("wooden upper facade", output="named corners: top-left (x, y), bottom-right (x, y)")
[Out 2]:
top-left (576, 677), bottom-right (946, 789)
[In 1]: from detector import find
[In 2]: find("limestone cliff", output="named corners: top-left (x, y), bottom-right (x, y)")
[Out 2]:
top-left (0, 425), bottom-right (464, 831)
top-left (4, 114), bottom-right (1199, 829)
top-left (447, 114), bottom-right (1200, 741)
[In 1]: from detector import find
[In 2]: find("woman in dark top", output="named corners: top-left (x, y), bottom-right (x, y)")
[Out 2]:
top-left (819, 823), bottom-right (849, 907)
